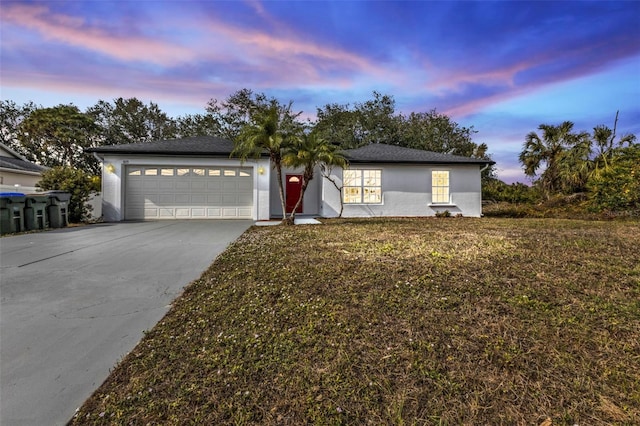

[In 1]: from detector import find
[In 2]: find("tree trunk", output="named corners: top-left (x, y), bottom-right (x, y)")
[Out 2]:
top-left (274, 157), bottom-right (288, 222)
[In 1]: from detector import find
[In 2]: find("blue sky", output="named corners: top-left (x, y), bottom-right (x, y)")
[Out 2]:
top-left (1, 0), bottom-right (639, 183)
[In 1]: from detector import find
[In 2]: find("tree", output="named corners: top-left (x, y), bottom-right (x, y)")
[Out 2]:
top-left (233, 103), bottom-right (303, 221)
top-left (401, 110), bottom-right (480, 156)
top-left (589, 112), bottom-right (637, 181)
top-left (36, 166), bottom-right (100, 223)
top-left (588, 144), bottom-right (640, 212)
top-left (0, 100), bottom-right (37, 155)
top-left (207, 89), bottom-right (281, 141)
top-left (175, 113), bottom-right (222, 138)
top-left (314, 92), bottom-right (401, 148)
top-left (518, 121), bottom-right (589, 198)
top-left (282, 133), bottom-right (347, 223)
top-left (87, 98), bottom-right (177, 145)
top-left (19, 105), bottom-right (99, 174)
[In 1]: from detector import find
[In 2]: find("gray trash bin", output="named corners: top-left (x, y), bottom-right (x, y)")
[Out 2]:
top-left (25, 194), bottom-right (49, 230)
top-left (0, 193), bottom-right (26, 235)
top-left (45, 191), bottom-right (71, 228)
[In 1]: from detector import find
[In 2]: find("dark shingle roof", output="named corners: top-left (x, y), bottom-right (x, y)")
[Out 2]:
top-left (343, 143), bottom-right (495, 165)
top-left (87, 137), bottom-right (494, 166)
top-left (0, 156), bottom-right (48, 173)
top-left (86, 136), bottom-right (244, 156)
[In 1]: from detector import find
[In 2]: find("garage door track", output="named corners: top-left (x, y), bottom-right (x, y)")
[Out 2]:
top-left (0, 220), bottom-right (252, 426)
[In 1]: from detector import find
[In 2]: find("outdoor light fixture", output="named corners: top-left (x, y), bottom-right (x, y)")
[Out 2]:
top-left (105, 163), bottom-right (116, 174)
top-left (258, 166), bottom-right (265, 175)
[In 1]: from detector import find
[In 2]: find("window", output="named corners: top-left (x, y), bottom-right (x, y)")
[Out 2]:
top-left (343, 169), bottom-right (382, 204)
top-left (431, 171), bottom-right (450, 203)
top-left (208, 169), bottom-right (221, 176)
top-left (128, 168), bottom-right (141, 176)
top-left (161, 168), bottom-right (174, 176)
top-left (144, 168), bottom-right (158, 176)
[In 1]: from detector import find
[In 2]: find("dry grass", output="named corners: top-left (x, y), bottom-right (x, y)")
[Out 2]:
top-left (70, 218), bottom-right (640, 425)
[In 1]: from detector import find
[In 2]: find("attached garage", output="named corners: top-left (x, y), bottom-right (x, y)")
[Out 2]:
top-left (87, 136), bottom-right (272, 222)
top-left (125, 165), bottom-right (254, 219)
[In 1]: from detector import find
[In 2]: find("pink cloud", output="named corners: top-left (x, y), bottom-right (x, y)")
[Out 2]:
top-left (1, 69), bottom-right (223, 110)
top-left (2, 4), bottom-right (197, 66)
top-left (187, 12), bottom-right (395, 87)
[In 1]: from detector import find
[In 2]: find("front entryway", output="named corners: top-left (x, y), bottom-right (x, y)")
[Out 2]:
top-left (285, 174), bottom-right (303, 214)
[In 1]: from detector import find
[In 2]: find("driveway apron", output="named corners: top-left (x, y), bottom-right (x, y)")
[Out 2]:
top-left (0, 220), bottom-right (252, 426)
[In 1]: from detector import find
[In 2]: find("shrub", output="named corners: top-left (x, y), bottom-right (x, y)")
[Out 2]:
top-left (36, 166), bottom-right (100, 223)
top-left (588, 151), bottom-right (640, 213)
top-left (483, 178), bottom-right (541, 204)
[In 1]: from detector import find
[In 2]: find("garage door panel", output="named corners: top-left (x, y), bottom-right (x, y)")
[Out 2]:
top-left (175, 181), bottom-right (190, 190)
top-left (159, 194), bottom-right (174, 204)
top-left (175, 194), bottom-right (190, 204)
top-left (125, 166), bottom-right (254, 220)
top-left (207, 194), bottom-right (222, 203)
top-left (191, 181), bottom-right (207, 190)
top-left (207, 208), bottom-right (222, 217)
top-left (191, 194), bottom-right (207, 203)
top-left (143, 180), bottom-right (159, 189)
top-left (207, 181), bottom-right (222, 190)
top-left (159, 181), bottom-right (175, 190)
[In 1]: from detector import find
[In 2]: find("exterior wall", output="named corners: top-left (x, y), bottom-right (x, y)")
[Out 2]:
top-left (321, 163), bottom-right (484, 218)
top-left (269, 165), bottom-right (322, 218)
top-left (0, 170), bottom-right (42, 189)
top-left (99, 154), bottom-right (271, 221)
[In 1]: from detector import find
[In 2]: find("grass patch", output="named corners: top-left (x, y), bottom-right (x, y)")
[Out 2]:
top-left (70, 218), bottom-right (640, 425)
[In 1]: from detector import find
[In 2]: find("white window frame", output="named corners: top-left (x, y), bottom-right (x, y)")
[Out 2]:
top-left (343, 169), bottom-right (382, 204)
top-left (431, 170), bottom-right (450, 204)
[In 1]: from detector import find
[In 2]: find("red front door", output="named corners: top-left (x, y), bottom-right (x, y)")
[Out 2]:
top-left (286, 174), bottom-right (303, 214)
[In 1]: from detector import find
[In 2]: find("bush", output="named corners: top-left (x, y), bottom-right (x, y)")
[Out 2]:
top-left (36, 166), bottom-right (100, 223)
top-left (588, 150), bottom-right (640, 213)
top-left (483, 178), bottom-right (541, 204)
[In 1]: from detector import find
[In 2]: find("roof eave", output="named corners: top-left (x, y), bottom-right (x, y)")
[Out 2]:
top-left (346, 159), bottom-right (495, 166)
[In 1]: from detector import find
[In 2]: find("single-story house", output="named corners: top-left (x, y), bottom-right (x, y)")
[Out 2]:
top-left (87, 136), bottom-right (494, 221)
top-left (0, 142), bottom-right (48, 192)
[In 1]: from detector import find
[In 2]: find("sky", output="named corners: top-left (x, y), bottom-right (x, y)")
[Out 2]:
top-left (1, 0), bottom-right (639, 183)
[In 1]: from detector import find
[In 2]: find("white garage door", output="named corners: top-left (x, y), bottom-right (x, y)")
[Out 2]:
top-left (125, 166), bottom-right (253, 219)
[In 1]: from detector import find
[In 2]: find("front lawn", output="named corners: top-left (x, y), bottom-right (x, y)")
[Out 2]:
top-left (70, 218), bottom-right (640, 425)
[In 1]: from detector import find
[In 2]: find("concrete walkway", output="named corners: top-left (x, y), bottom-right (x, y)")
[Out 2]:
top-left (0, 220), bottom-right (252, 426)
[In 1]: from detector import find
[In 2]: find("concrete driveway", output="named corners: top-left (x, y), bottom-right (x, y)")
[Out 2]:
top-left (0, 220), bottom-right (252, 426)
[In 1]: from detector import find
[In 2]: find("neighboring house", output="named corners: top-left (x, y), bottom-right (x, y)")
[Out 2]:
top-left (87, 136), bottom-right (494, 222)
top-left (0, 142), bottom-right (48, 192)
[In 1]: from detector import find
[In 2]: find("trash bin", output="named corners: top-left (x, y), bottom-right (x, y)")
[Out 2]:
top-left (0, 192), bottom-right (26, 235)
top-left (45, 191), bottom-right (71, 228)
top-left (24, 194), bottom-right (49, 230)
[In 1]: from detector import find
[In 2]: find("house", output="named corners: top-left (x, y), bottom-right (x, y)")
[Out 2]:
top-left (87, 136), bottom-right (494, 221)
top-left (0, 142), bottom-right (48, 192)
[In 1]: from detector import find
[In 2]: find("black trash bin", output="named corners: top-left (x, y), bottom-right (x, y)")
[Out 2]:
top-left (24, 194), bottom-right (49, 230)
top-left (0, 192), bottom-right (26, 235)
top-left (45, 191), bottom-right (71, 228)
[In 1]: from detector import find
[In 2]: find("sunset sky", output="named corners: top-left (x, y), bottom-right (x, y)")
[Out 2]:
top-left (1, 0), bottom-right (639, 182)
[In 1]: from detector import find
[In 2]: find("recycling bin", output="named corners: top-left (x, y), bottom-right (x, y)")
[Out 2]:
top-left (45, 191), bottom-right (71, 228)
top-left (24, 194), bottom-right (49, 230)
top-left (0, 193), bottom-right (26, 235)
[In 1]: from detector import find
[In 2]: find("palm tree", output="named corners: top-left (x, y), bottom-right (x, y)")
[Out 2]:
top-left (519, 121), bottom-right (588, 197)
top-left (233, 104), bottom-right (302, 219)
top-left (590, 123), bottom-right (637, 180)
top-left (282, 133), bottom-right (347, 224)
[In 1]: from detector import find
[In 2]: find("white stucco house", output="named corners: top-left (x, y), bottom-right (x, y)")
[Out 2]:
top-left (0, 142), bottom-right (48, 193)
top-left (87, 136), bottom-right (494, 222)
